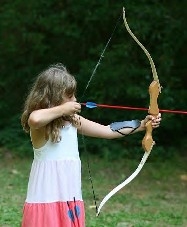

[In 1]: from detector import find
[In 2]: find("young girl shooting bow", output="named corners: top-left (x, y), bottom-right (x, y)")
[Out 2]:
top-left (21, 63), bottom-right (161, 227)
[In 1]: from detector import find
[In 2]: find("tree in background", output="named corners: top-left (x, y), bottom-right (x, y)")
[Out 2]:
top-left (0, 0), bottom-right (187, 157)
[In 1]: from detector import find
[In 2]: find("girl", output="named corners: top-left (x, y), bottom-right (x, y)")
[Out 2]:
top-left (21, 63), bottom-right (161, 227)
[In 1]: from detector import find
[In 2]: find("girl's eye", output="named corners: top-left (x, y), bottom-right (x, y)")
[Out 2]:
top-left (69, 93), bottom-right (76, 99)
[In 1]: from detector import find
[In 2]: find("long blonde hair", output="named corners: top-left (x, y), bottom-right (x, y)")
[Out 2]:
top-left (21, 63), bottom-right (77, 142)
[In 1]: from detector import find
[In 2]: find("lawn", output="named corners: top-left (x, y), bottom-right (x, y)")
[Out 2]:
top-left (0, 151), bottom-right (187, 227)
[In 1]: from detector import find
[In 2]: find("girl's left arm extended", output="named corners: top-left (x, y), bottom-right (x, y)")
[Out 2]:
top-left (76, 114), bottom-right (161, 139)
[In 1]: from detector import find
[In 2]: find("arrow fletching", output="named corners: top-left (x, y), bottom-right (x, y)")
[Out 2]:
top-left (84, 102), bottom-right (98, 109)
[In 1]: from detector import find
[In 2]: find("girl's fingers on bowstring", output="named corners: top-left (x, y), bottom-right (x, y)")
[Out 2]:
top-left (74, 103), bottom-right (81, 113)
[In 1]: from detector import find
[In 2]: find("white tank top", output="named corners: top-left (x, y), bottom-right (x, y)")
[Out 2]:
top-left (33, 124), bottom-right (79, 161)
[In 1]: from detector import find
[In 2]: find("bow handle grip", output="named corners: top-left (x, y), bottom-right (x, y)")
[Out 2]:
top-left (142, 81), bottom-right (160, 152)
top-left (148, 81), bottom-right (160, 115)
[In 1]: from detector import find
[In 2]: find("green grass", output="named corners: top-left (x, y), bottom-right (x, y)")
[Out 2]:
top-left (0, 152), bottom-right (187, 227)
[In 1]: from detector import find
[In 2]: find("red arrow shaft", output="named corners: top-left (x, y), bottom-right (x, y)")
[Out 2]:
top-left (81, 103), bottom-right (187, 115)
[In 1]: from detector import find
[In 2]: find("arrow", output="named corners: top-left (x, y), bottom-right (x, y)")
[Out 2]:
top-left (81, 102), bottom-right (187, 115)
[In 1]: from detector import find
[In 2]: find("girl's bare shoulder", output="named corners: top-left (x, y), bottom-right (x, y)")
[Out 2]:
top-left (30, 127), bottom-right (47, 149)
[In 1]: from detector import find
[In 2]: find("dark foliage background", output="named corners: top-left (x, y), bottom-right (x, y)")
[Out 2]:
top-left (0, 0), bottom-right (187, 158)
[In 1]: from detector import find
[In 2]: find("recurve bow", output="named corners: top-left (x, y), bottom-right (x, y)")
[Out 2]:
top-left (96, 7), bottom-right (161, 216)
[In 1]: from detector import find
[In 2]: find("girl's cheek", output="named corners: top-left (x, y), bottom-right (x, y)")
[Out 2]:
top-left (70, 95), bottom-right (76, 102)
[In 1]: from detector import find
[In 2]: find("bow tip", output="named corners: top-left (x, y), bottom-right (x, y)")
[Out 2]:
top-left (96, 206), bottom-right (101, 217)
top-left (96, 211), bottom-right (100, 217)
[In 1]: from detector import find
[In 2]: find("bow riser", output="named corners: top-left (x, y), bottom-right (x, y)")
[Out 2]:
top-left (142, 81), bottom-right (160, 152)
top-left (148, 81), bottom-right (160, 116)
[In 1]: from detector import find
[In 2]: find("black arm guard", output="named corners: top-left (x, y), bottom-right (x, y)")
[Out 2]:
top-left (110, 120), bottom-right (141, 136)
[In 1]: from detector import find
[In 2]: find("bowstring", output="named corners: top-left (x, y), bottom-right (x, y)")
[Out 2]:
top-left (79, 12), bottom-right (122, 214)
top-left (80, 13), bottom-right (122, 101)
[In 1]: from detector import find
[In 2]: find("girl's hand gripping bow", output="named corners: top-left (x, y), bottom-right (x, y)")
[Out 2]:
top-left (142, 81), bottom-right (160, 152)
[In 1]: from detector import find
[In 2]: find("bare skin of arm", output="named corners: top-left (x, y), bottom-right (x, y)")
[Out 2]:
top-left (28, 101), bottom-right (81, 148)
